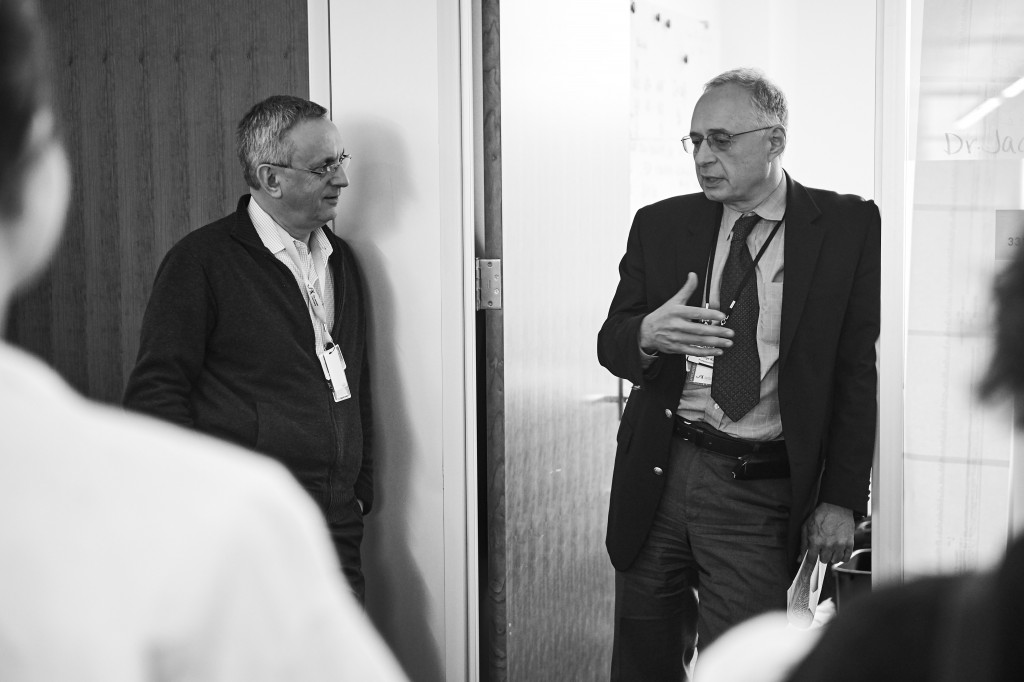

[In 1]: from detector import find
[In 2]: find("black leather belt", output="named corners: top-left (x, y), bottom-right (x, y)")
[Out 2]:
top-left (673, 418), bottom-right (786, 459)
top-left (674, 418), bottom-right (789, 480)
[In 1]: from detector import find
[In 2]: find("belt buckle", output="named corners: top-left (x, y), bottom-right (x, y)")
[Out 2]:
top-left (681, 421), bottom-right (704, 447)
top-left (732, 453), bottom-right (790, 480)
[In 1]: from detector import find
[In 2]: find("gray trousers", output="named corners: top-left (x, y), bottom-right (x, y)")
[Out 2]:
top-left (611, 433), bottom-right (793, 681)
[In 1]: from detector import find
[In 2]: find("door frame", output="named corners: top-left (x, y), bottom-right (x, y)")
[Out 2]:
top-left (874, 0), bottom-right (926, 587)
top-left (311, 0), bottom-right (480, 678)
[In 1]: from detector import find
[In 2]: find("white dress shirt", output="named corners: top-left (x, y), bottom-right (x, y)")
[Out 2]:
top-left (249, 197), bottom-right (336, 352)
top-left (677, 176), bottom-right (788, 441)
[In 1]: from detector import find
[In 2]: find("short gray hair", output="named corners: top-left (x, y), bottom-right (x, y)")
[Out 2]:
top-left (236, 95), bottom-right (328, 189)
top-left (704, 68), bottom-right (788, 129)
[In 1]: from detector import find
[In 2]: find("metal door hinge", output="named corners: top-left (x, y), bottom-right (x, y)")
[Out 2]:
top-left (476, 258), bottom-right (502, 310)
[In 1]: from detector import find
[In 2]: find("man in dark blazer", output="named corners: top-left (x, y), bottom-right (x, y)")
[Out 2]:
top-left (598, 68), bottom-right (880, 680)
top-left (124, 95), bottom-right (373, 602)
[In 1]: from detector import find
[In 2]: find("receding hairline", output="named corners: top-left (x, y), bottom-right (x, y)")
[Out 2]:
top-left (701, 68), bottom-right (789, 128)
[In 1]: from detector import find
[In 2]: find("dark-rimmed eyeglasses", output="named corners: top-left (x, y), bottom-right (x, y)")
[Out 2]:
top-left (263, 153), bottom-right (352, 178)
top-left (681, 126), bottom-right (776, 154)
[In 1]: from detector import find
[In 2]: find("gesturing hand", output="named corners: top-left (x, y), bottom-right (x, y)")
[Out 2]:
top-left (638, 272), bottom-right (734, 356)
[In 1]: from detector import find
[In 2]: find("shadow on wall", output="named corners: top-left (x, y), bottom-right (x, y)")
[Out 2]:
top-left (333, 115), bottom-right (443, 682)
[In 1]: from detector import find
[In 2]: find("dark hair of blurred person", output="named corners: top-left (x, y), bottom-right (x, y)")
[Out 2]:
top-left (0, 0), bottom-right (68, 308)
top-left (0, 0), bottom-right (50, 211)
top-left (981, 239), bottom-right (1024, 422)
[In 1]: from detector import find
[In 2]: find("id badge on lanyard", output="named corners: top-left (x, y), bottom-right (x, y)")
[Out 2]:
top-left (319, 343), bottom-right (351, 402)
top-left (684, 214), bottom-right (784, 388)
top-left (686, 350), bottom-right (715, 386)
top-left (686, 307), bottom-right (716, 386)
top-left (686, 306), bottom-right (723, 387)
top-left (308, 282), bottom-right (351, 402)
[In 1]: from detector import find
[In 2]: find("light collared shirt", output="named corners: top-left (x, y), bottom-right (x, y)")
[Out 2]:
top-left (677, 175), bottom-right (787, 440)
top-left (249, 197), bottom-right (336, 353)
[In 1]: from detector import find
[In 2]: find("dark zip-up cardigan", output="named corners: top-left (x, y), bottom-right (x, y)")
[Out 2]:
top-left (124, 195), bottom-right (373, 522)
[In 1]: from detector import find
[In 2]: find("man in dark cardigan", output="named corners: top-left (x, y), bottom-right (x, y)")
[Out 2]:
top-left (125, 95), bottom-right (373, 601)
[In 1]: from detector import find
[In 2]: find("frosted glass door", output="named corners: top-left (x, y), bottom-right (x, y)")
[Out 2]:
top-left (903, 0), bottom-right (1024, 576)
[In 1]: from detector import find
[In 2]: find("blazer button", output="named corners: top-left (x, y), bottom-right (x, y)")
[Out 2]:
top-left (653, 467), bottom-right (664, 476)
top-left (664, 409), bottom-right (673, 418)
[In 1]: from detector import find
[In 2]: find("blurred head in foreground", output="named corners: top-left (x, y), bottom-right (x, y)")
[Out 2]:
top-left (0, 0), bottom-right (69, 325)
top-left (981, 237), bottom-right (1024, 423)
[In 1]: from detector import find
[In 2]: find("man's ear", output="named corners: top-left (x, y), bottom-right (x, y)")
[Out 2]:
top-left (768, 125), bottom-right (787, 161)
top-left (256, 164), bottom-right (284, 198)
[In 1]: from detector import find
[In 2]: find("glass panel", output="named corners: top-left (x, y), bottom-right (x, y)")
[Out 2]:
top-left (500, 1), bottom-right (631, 677)
top-left (905, 0), bottom-right (1023, 576)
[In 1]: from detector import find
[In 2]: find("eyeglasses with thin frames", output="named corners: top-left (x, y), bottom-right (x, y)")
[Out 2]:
top-left (263, 153), bottom-right (352, 178)
top-left (680, 126), bottom-right (776, 154)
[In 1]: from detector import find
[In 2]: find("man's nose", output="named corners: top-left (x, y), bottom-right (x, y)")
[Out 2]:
top-left (331, 167), bottom-right (349, 188)
top-left (693, 141), bottom-right (716, 166)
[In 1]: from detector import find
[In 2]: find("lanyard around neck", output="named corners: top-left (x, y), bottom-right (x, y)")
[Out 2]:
top-left (702, 212), bottom-right (786, 315)
top-left (291, 239), bottom-right (336, 351)
top-left (304, 280), bottom-right (336, 350)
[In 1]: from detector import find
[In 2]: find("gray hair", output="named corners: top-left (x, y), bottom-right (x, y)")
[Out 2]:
top-left (704, 68), bottom-right (788, 129)
top-left (236, 95), bottom-right (328, 189)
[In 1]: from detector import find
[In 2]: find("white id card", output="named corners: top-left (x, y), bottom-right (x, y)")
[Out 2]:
top-left (691, 363), bottom-right (714, 386)
top-left (318, 345), bottom-right (351, 402)
top-left (685, 354), bottom-right (715, 368)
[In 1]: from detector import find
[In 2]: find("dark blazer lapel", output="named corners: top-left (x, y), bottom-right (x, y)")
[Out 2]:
top-left (675, 196), bottom-right (723, 304)
top-left (780, 176), bottom-right (823, 367)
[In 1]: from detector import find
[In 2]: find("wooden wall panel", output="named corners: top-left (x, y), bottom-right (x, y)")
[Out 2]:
top-left (481, 0), bottom-right (506, 674)
top-left (7, 0), bottom-right (309, 404)
top-left (483, 0), bottom-right (507, 671)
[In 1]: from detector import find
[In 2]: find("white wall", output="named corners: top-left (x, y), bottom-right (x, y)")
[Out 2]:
top-left (717, 0), bottom-right (877, 199)
top-left (630, 1), bottom-right (875, 197)
top-left (325, 2), bottom-right (475, 680)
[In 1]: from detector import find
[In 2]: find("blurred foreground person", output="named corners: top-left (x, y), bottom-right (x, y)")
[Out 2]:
top-left (0, 0), bottom-right (406, 679)
top-left (779, 531), bottom-right (1024, 682)
top-left (775, 239), bottom-right (1024, 682)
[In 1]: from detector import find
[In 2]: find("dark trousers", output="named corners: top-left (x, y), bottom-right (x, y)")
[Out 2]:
top-left (329, 495), bottom-right (366, 603)
top-left (611, 434), bottom-right (792, 681)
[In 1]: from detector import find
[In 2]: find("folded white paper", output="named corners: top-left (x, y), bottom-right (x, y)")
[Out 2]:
top-left (786, 551), bottom-right (826, 628)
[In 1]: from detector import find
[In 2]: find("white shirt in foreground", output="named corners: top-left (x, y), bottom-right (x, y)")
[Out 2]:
top-left (0, 342), bottom-right (407, 682)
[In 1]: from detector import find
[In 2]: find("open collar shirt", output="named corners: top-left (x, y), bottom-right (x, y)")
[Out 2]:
top-left (248, 196), bottom-right (336, 353)
top-left (677, 175), bottom-right (787, 441)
